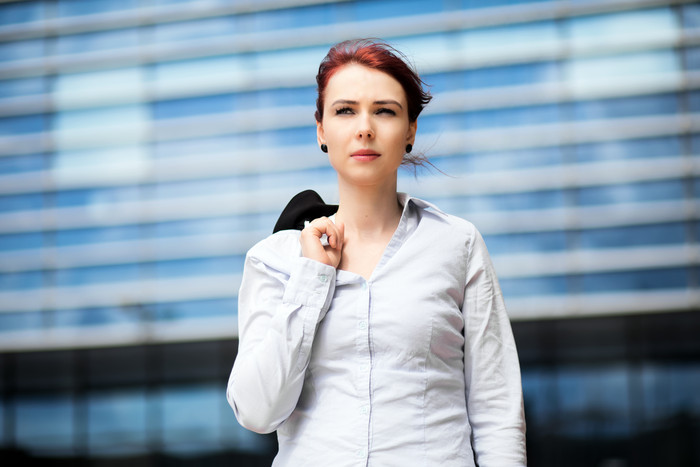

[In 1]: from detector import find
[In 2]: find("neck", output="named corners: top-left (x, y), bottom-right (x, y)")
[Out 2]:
top-left (335, 178), bottom-right (402, 238)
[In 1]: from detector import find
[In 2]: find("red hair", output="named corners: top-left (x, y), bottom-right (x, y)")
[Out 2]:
top-left (315, 39), bottom-right (432, 123)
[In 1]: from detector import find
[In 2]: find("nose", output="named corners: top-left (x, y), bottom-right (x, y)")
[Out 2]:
top-left (356, 115), bottom-right (374, 140)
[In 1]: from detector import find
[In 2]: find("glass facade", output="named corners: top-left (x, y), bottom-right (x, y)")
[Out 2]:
top-left (0, 0), bottom-right (698, 465)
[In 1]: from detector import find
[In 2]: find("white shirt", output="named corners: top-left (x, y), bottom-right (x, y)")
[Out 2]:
top-left (227, 194), bottom-right (527, 466)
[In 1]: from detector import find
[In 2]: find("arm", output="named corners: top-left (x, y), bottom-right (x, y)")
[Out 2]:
top-left (226, 241), bottom-right (336, 434)
top-left (463, 229), bottom-right (527, 466)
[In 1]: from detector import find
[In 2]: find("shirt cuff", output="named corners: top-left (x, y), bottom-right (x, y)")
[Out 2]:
top-left (282, 257), bottom-right (336, 312)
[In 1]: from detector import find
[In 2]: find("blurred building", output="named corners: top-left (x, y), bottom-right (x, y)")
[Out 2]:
top-left (0, 0), bottom-right (698, 466)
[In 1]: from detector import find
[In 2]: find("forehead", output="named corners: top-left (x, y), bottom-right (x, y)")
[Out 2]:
top-left (325, 64), bottom-right (406, 103)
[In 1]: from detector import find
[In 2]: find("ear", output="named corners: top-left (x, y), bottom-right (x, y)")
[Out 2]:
top-left (316, 121), bottom-right (326, 148)
top-left (406, 120), bottom-right (417, 146)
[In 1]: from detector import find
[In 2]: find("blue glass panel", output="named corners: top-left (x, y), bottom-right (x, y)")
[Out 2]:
top-left (454, 146), bottom-right (564, 172)
top-left (241, 4), bottom-right (334, 31)
top-left (259, 126), bottom-right (317, 146)
top-left (152, 94), bottom-right (237, 119)
top-left (641, 363), bottom-right (700, 427)
top-left (463, 0), bottom-right (552, 8)
top-left (461, 62), bottom-right (559, 89)
top-left (464, 104), bottom-right (561, 129)
top-left (0, 231), bottom-right (43, 251)
top-left (0, 76), bottom-right (45, 98)
top-left (354, 0), bottom-right (446, 19)
top-left (577, 180), bottom-right (684, 206)
top-left (150, 217), bottom-right (240, 238)
top-left (55, 29), bottom-right (139, 55)
top-left (159, 384), bottom-right (221, 453)
top-left (682, 4), bottom-right (700, 29)
top-left (0, 153), bottom-right (45, 174)
top-left (578, 223), bottom-right (686, 249)
top-left (256, 86), bottom-right (316, 108)
top-left (87, 389), bottom-right (148, 455)
top-left (0, 193), bottom-right (43, 212)
top-left (575, 136), bottom-right (682, 162)
top-left (500, 275), bottom-right (569, 297)
top-left (54, 264), bottom-right (141, 286)
top-left (0, 1), bottom-right (44, 25)
top-left (151, 16), bottom-right (237, 43)
top-left (521, 368), bottom-right (558, 429)
top-left (54, 225), bottom-right (142, 246)
top-left (54, 186), bottom-right (140, 207)
top-left (0, 114), bottom-right (46, 135)
top-left (153, 256), bottom-right (244, 278)
top-left (0, 271), bottom-right (43, 290)
top-left (689, 91), bottom-right (700, 112)
top-left (15, 395), bottom-right (75, 452)
top-left (0, 311), bottom-right (44, 332)
top-left (155, 298), bottom-right (236, 321)
top-left (580, 267), bottom-right (689, 293)
top-left (422, 72), bottom-right (461, 94)
top-left (467, 190), bottom-right (565, 212)
top-left (685, 47), bottom-right (700, 70)
top-left (484, 231), bottom-right (568, 255)
top-left (571, 94), bottom-right (679, 120)
top-left (556, 366), bottom-right (632, 437)
top-left (0, 39), bottom-right (44, 62)
top-left (57, 0), bottom-right (139, 17)
top-left (53, 306), bottom-right (142, 328)
top-left (148, 176), bottom-right (247, 200)
top-left (257, 167), bottom-right (336, 191)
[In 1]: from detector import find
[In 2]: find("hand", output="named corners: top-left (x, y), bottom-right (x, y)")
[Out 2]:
top-left (300, 217), bottom-right (344, 268)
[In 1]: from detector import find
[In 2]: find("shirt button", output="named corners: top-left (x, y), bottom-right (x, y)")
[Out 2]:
top-left (361, 282), bottom-right (367, 290)
top-left (318, 274), bottom-right (328, 283)
top-left (360, 405), bottom-right (369, 415)
top-left (356, 449), bottom-right (366, 458)
top-left (358, 320), bottom-right (367, 330)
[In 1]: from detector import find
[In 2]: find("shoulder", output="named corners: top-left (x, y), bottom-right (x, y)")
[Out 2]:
top-left (407, 195), bottom-right (481, 244)
top-left (246, 229), bottom-right (303, 274)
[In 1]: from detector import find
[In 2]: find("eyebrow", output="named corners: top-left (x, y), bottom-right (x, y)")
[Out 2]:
top-left (331, 99), bottom-right (403, 109)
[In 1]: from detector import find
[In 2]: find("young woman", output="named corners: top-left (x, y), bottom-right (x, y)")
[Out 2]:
top-left (227, 39), bottom-right (527, 466)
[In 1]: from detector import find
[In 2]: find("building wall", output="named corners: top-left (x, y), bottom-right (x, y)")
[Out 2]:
top-left (0, 0), bottom-right (698, 465)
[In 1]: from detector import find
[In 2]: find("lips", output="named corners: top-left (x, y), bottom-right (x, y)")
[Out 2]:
top-left (351, 149), bottom-right (380, 161)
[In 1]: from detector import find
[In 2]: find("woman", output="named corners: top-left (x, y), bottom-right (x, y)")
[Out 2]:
top-left (227, 39), bottom-right (527, 466)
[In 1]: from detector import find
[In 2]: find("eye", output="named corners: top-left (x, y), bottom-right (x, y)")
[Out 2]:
top-left (335, 107), bottom-right (353, 115)
top-left (376, 107), bottom-right (396, 116)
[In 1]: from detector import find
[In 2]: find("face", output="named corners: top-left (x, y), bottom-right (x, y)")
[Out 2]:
top-left (317, 64), bottom-right (416, 188)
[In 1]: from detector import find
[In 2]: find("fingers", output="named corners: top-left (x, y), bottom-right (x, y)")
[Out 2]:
top-left (306, 217), bottom-right (342, 249)
top-left (300, 217), bottom-right (344, 267)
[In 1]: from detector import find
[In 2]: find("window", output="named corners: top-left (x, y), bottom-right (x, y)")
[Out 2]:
top-left (0, 1), bottom-right (45, 25)
top-left (155, 298), bottom-right (236, 321)
top-left (484, 230), bottom-right (568, 255)
top-left (0, 39), bottom-right (44, 62)
top-left (54, 225), bottom-right (142, 246)
top-left (580, 267), bottom-right (689, 293)
top-left (0, 311), bottom-right (44, 332)
top-left (0, 270), bottom-right (43, 291)
top-left (577, 223), bottom-right (686, 249)
top-left (14, 396), bottom-right (75, 453)
top-left (87, 389), bottom-right (148, 455)
top-left (56, 0), bottom-right (139, 17)
top-left (0, 77), bottom-right (46, 99)
top-left (500, 275), bottom-right (569, 297)
top-left (54, 29), bottom-right (140, 55)
top-left (577, 180), bottom-right (685, 206)
top-left (54, 264), bottom-right (141, 287)
top-left (0, 115), bottom-right (46, 135)
top-left (153, 256), bottom-right (244, 279)
top-left (575, 136), bottom-right (682, 162)
top-left (571, 93), bottom-right (679, 121)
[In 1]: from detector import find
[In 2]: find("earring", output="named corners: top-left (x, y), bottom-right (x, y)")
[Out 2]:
top-left (321, 144), bottom-right (328, 153)
top-left (405, 144), bottom-right (413, 153)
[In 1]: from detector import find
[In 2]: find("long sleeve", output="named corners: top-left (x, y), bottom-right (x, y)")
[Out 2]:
top-left (463, 229), bottom-right (527, 466)
top-left (226, 236), bottom-right (336, 434)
